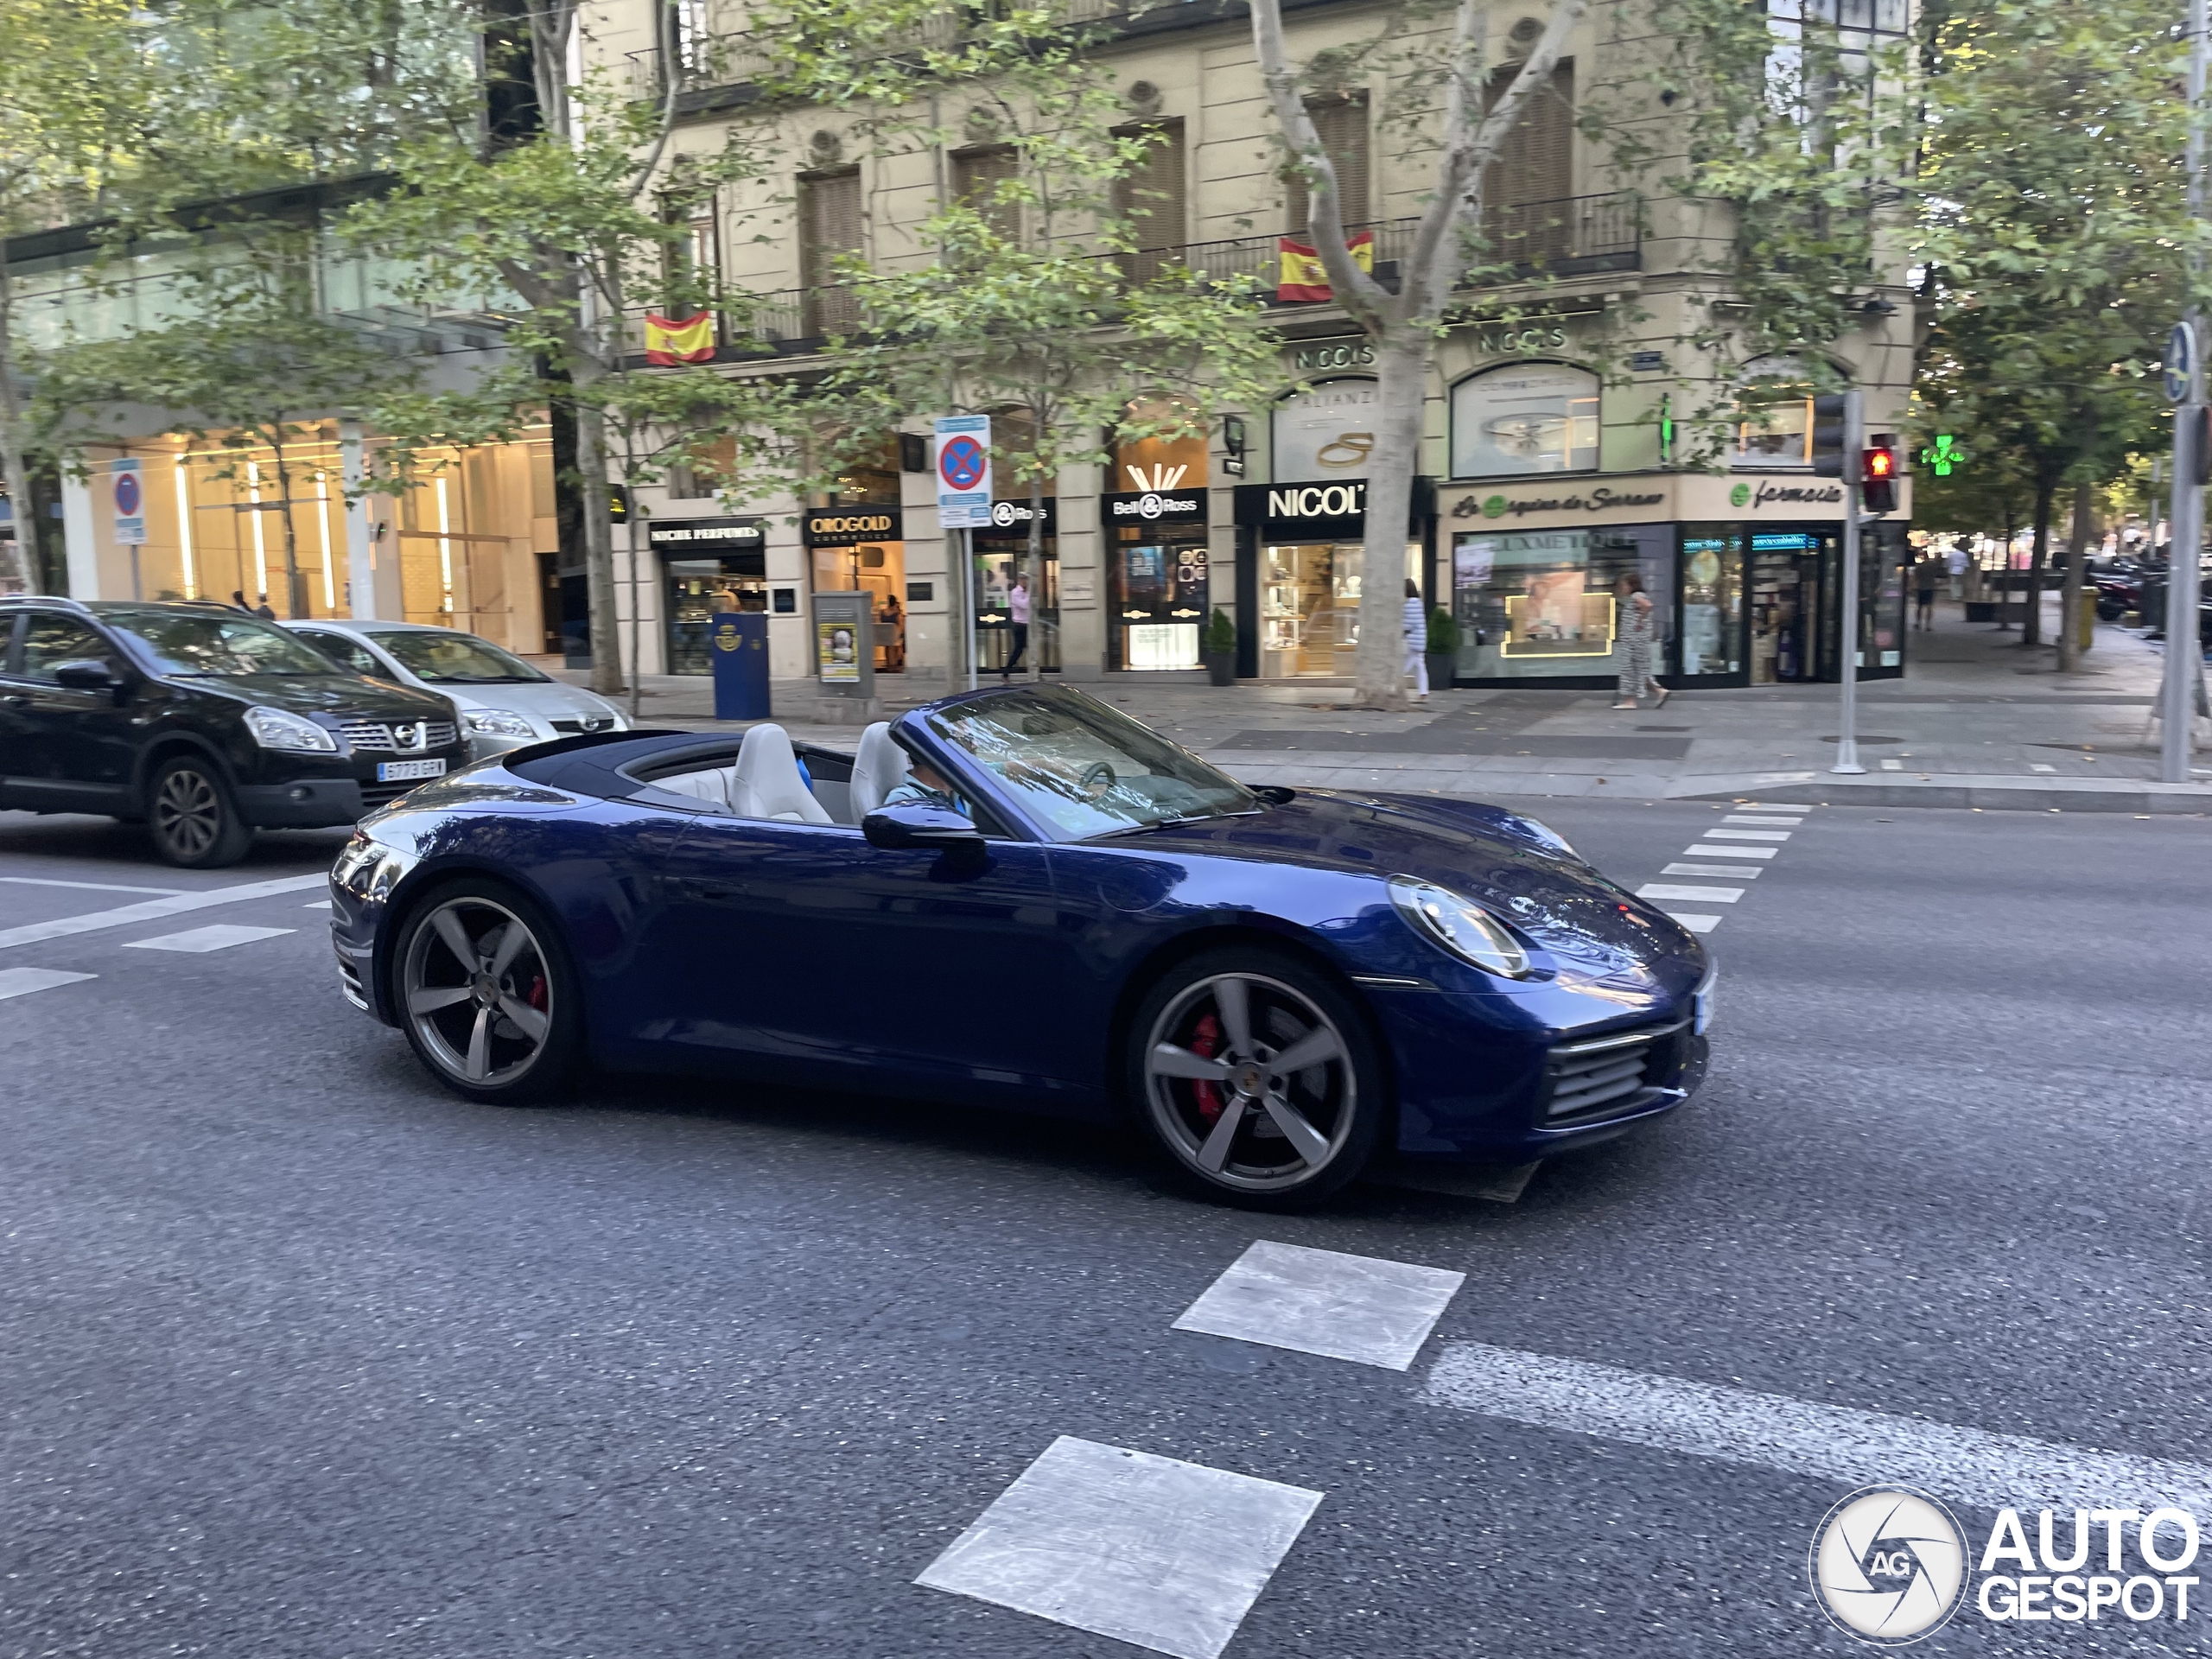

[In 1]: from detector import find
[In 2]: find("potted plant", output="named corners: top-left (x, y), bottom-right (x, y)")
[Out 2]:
top-left (1203, 607), bottom-right (1237, 685)
top-left (1425, 606), bottom-right (1459, 693)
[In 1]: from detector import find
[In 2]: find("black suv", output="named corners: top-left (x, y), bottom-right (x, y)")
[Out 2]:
top-left (0, 597), bottom-right (466, 868)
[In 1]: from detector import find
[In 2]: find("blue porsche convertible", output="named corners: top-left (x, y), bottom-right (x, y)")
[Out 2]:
top-left (329, 683), bottom-right (1712, 1205)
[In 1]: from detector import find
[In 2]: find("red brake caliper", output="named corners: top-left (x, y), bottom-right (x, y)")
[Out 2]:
top-left (1190, 1012), bottom-right (1224, 1122)
top-left (526, 974), bottom-right (548, 1012)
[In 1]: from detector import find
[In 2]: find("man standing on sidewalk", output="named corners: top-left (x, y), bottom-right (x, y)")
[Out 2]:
top-left (1914, 560), bottom-right (1938, 630)
top-left (1001, 575), bottom-right (1030, 682)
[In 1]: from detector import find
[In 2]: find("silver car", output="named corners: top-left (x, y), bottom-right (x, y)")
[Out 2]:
top-left (285, 620), bottom-right (629, 760)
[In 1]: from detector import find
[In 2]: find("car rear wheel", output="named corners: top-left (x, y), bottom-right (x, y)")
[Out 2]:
top-left (1128, 948), bottom-right (1385, 1207)
top-left (147, 756), bottom-right (252, 868)
top-left (395, 880), bottom-right (582, 1104)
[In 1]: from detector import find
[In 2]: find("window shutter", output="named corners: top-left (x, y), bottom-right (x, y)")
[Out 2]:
top-left (1484, 61), bottom-right (1573, 260)
top-left (1284, 96), bottom-right (1370, 236)
top-left (800, 168), bottom-right (863, 334)
top-left (953, 146), bottom-right (1021, 243)
top-left (1114, 122), bottom-right (1186, 252)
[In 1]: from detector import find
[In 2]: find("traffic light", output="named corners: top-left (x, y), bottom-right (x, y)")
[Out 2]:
top-left (1863, 435), bottom-right (1900, 515)
top-left (1810, 393), bottom-right (1850, 476)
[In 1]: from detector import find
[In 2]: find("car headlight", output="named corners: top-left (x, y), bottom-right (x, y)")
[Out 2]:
top-left (245, 705), bottom-right (338, 753)
top-left (332, 830), bottom-right (416, 900)
top-left (462, 709), bottom-right (538, 739)
top-left (1389, 876), bottom-right (1534, 979)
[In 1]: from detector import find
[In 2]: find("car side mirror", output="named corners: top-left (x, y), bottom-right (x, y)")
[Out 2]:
top-left (862, 804), bottom-right (983, 850)
top-left (52, 658), bottom-right (121, 694)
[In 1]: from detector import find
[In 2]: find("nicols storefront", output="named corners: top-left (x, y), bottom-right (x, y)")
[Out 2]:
top-left (1436, 473), bottom-right (1913, 691)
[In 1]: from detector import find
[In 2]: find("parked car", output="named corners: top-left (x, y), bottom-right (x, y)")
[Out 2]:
top-left (0, 597), bottom-right (463, 868)
top-left (330, 683), bottom-right (1713, 1208)
top-left (283, 620), bottom-right (627, 760)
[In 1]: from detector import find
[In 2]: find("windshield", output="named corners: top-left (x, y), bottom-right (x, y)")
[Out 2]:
top-left (920, 686), bottom-right (1256, 840)
top-left (366, 630), bottom-right (550, 683)
top-left (104, 610), bottom-right (346, 677)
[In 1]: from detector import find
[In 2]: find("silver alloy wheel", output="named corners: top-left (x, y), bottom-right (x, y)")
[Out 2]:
top-left (1144, 971), bottom-right (1355, 1194)
top-left (153, 767), bottom-right (221, 861)
top-left (401, 897), bottom-right (554, 1087)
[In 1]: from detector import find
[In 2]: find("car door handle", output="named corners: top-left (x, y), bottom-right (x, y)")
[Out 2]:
top-left (683, 880), bottom-right (747, 904)
top-left (0, 694), bottom-right (27, 708)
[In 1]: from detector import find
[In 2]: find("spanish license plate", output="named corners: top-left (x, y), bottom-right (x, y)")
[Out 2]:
top-left (377, 759), bottom-right (446, 783)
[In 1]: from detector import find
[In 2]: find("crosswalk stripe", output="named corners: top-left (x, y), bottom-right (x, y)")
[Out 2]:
top-left (1683, 844), bottom-right (1777, 859)
top-left (1663, 861), bottom-right (1762, 879)
top-left (1637, 883), bottom-right (1742, 904)
top-left (1422, 1341), bottom-right (2212, 1514)
top-left (0, 873), bottom-right (327, 952)
top-left (1722, 815), bottom-right (1801, 825)
top-left (0, 967), bottom-right (97, 1001)
top-left (0, 876), bottom-right (185, 895)
top-left (1700, 828), bottom-right (1792, 842)
top-left (1173, 1240), bottom-right (1465, 1371)
top-left (1664, 912), bottom-right (1722, 932)
top-left (124, 924), bottom-right (296, 954)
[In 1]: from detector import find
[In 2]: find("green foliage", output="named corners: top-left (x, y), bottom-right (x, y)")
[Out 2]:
top-left (1426, 606), bottom-right (1459, 657)
top-left (1205, 607), bottom-right (1236, 656)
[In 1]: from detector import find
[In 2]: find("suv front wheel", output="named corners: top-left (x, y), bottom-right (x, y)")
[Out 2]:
top-left (148, 755), bottom-right (252, 868)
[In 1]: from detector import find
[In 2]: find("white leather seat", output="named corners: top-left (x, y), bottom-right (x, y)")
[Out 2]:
top-left (657, 766), bottom-right (734, 810)
top-left (730, 723), bottom-right (833, 823)
top-left (849, 721), bottom-right (912, 819)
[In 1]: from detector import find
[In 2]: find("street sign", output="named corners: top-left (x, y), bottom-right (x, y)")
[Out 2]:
top-left (934, 414), bottom-right (992, 531)
top-left (111, 458), bottom-right (145, 545)
top-left (2165, 321), bottom-right (2196, 404)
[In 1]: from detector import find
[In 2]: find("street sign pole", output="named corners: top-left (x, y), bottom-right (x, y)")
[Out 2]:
top-left (933, 415), bottom-right (992, 694)
top-left (1832, 388), bottom-right (1866, 776)
top-left (2163, 0), bottom-right (2211, 783)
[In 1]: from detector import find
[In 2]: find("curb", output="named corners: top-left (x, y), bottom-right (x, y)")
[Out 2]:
top-left (1669, 772), bottom-right (2212, 814)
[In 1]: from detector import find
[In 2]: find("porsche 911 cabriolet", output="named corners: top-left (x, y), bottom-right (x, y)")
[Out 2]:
top-left (329, 683), bottom-right (1712, 1205)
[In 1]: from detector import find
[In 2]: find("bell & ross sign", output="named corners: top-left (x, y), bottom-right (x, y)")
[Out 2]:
top-left (982, 497), bottom-right (1058, 535)
top-left (1102, 489), bottom-right (1206, 527)
top-left (803, 506), bottom-right (903, 546)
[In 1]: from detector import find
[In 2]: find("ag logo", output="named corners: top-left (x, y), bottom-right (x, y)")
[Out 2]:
top-left (1730, 482), bottom-right (1752, 508)
top-left (990, 500), bottom-right (1018, 527)
top-left (1809, 1487), bottom-right (1967, 1646)
top-left (1482, 493), bottom-right (1508, 518)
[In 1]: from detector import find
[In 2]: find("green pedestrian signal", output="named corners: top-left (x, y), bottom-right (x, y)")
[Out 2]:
top-left (1921, 435), bottom-right (1961, 477)
top-left (1658, 394), bottom-right (1675, 465)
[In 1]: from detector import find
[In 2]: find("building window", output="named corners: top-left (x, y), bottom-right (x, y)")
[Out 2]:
top-left (953, 145), bottom-right (1022, 244)
top-left (799, 167), bottom-right (863, 336)
top-left (1451, 363), bottom-right (1599, 478)
top-left (1483, 61), bottom-right (1574, 262)
top-left (1283, 94), bottom-right (1370, 233)
top-left (1272, 378), bottom-right (1381, 482)
top-left (667, 436), bottom-right (735, 501)
top-left (1732, 353), bottom-right (1827, 468)
top-left (1113, 121), bottom-right (1186, 283)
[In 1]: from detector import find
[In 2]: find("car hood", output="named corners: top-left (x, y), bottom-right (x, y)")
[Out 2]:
top-left (185, 675), bottom-right (454, 721)
top-left (1136, 789), bottom-right (1700, 977)
top-left (422, 681), bottom-right (619, 720)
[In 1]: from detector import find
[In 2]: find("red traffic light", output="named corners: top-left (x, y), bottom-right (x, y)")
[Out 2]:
top-left (1862, 435), bottom-right (1900, 513)
top-left (1866, 448), bottom-right (1896, 480)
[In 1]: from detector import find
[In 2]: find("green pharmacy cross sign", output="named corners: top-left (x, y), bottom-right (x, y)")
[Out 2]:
top-left (1921, 435), bottom-right (1962, 477)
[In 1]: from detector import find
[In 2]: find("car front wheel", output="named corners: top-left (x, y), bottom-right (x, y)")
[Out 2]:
top-left (395, 880), bottom-right (582, 1104)
top-left (148, 756), bottom-right (252, 868)
top-left (1128, 947), bottom-right (1385, 1207)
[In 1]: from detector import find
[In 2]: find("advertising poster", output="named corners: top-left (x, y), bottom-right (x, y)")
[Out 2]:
top-left (817, 620), bottom-right (859, 682)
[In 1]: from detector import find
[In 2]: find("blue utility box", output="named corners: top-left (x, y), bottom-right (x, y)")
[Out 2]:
top-left (709, 611), bottom-right (771, 720)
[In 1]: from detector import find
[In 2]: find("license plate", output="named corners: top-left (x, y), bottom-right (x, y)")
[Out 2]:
top-left (377, 759), bottom-right (446, 783)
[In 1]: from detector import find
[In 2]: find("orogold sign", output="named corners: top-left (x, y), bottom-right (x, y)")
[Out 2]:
top-left (808, 514), bottom-right (893, 535)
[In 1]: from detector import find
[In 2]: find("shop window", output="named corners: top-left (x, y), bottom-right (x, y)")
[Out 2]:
top-left (1450, 363), bottom-right (1599, 478)
top-left (1271, 378), bottom-right (1380, 483)
top-left (1449, 524), bottom-right (1672, 682)
top-left (1283, 94), bottom-right (1370, 233)
top-left (810, 430), bottom-right (901, 506)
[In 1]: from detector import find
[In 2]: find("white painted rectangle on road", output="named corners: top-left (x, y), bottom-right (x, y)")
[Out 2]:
top-left (1721, 815), bottom-right (1802, 825)
top-left (0, 873), bottom-right (327, 952)
top-left (1173, 1240), bottom-right (1465, 1371)
top-left (1422, 1341), bottom-right (2212, 1515)
top-left (0, 968), bottom-right (97, 1001)
top-left (916, 1436), bottom-right (1323, 1659)
top-left (1664, 912), bottom-right (1722, 933)
top-left (0, 876), bottom-right (184, 895)
top-left (1663, 862), bottom-right (1762, 880)
top-left (1683, 844), bottom-right (1777, 860)
top-left (1637, 884), bottom-right (1742, 905)
top-left (1700, 828), bottom-right (1792, 842)
top-left (124, 924), bottom-right (295, 954)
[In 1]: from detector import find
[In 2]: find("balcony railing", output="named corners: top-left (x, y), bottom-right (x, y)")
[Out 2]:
top-left (626, 194), bottom-right (1638, 359)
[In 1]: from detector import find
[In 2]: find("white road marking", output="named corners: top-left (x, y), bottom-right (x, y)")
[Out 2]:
top-left (1880, 759), bottom-right (1902, 771)
top-left (1422, 1342), bottom-right (2212, 1514)
top-left (1637, 883), bottom-right (1742, 904)
top-left (1700, 828), bottom-right (1792, 842)
top-left (2031, 763), bottom-right (2056, 772)
top-left (1173, 1240), bottom-right (1466, 1371)
top-left (0, 967), bottom-right (97, 1001)
top-left (1663, 861), bottom-right (1762, 879)
top-left (0, 873), bottom-right (327, 952)
top-left (302, 899), bottom-right (332, 910)
top-left (124, 924), bottom-right (296, 954)
top-left (1663, 912), bottom-right (1722, 933)
top-left (916, 1436), bottom-right (1323, 1659)
top-left (0, 876), bottom-right (185, 895)
top-left (1684, 844), bottom-right (1777, 860)
top-left (1721, 814), bottom-right (1801, 825)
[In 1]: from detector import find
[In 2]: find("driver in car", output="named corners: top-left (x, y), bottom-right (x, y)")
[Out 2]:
top-left (883, 759), bottom-right (971, 817)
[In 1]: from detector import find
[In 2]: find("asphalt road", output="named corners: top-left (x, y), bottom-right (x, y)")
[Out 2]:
top-left (2, 797), bottom-right (2208, 1658)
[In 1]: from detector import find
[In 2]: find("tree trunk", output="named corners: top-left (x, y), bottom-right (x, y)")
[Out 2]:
top-left (1354, 330), bottom-right (1427, 709)
top-left (1026, 469), bottom-right (1044, 683)
top-left (2022, 480), bottom-right (2053, 648)
top-left (0, 259), bottom-right (42, 593)
top-left (2058, 477), bottom-right (2092, 673)
top-left (270, 433), bottom-right (308, 619)
top-left (625, 486), bottom-right (647, 719)
top-left (566, 356), bottom-right (626, 696)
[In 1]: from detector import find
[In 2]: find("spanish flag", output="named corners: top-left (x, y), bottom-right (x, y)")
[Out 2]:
top-left (645, 311), bottom-right (715, 365)
top-left (1276, 231), bottom-right (1375, 302)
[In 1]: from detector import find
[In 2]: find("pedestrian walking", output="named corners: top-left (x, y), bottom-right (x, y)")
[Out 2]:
top-left (1913, 562), bottom-right (1937, 630)
top-left (253, 594), bottom-right (276, 620)
top-left (1401, 579), bottom-right (1430, 701)
top-left (1611, 573), bottom-right (1666, 709)
top-left (230, 589), bottom-right (254, 613)
top-left (1001, 575), bottom-right (1030, 680)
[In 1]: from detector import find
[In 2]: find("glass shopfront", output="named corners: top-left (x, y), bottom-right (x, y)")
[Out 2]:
top-left (802, 505), bottom-right (906, 674)
top-left (1106, 409), bottom-right (1211, 670)
top-left (1449, 524), bottom-right (1673, 683)
top-left (1233, 480), bottom-right (1429, 680)
top-left (974, 497), bottom-right (1059, 675)
top-left (652, 518), bottom-right (767, 676)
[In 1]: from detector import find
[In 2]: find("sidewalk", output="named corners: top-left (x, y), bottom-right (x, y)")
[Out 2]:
top-left (559, 598), bottom-right (2212, 814)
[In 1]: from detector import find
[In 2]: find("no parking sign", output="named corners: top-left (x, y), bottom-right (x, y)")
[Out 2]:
top-left (111, 457), bottom-right (146, 545)
top-left (935, 415), bottom-right (992, 531)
